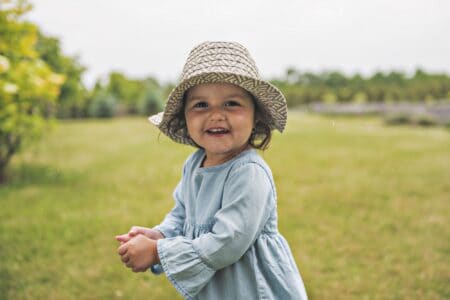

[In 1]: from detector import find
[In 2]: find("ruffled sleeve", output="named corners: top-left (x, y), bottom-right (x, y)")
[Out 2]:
top-left (157, 237), bottom-right (216, 299)
top-left (156, 163), bottom-right (274, 298)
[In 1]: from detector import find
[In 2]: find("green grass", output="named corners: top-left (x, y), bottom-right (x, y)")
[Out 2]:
top-left (1, 112), bottom-right (449, 299)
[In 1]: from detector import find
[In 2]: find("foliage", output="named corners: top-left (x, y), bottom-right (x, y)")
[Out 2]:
top-left (138, 81), bottom-right (163, 116)
top-left (0, 0), bottom-right (64, 181)
top-left (384, 112), bottom-right (438, 127)
top-left (35, 32), bottom-right (87, 118)
top-left (105, 72), bottom-right (164, 116)
top-left (87, 88), bottom-right (117, 118)
top-left (85, 73), bottom-right (164, 118)
top-left (273, 68), bottom-right (450, 107)
top-left (107, 72), bottom-right (143, 114)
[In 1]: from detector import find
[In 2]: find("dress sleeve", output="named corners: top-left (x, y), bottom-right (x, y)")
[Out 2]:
top-left (150, 166), bottom-right (187, 275)
top-left (153, 180), bottom-right (186, 238)
top-left (156, 163), bottom-right (274, 299)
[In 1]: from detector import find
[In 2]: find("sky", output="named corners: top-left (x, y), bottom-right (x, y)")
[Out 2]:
top-left (26, 0), bottom-right (450, 87)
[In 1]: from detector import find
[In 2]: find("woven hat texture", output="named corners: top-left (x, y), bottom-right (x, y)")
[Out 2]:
top-left (148, 41), bottom-right (287, 145)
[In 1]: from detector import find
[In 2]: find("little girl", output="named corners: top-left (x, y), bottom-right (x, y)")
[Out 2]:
top-left (116, 41), bottom-right (308, 300)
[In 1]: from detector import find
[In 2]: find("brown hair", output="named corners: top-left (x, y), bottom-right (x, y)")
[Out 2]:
top-left (249, 98), bottom-right (272, 150)
top-left (166, 90), bottom-right (272, 150)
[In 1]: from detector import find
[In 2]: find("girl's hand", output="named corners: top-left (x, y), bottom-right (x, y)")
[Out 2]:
top-left (117, 234), bottom-right (160, 272)
top-left (115, 226), bottom-right (164, 244)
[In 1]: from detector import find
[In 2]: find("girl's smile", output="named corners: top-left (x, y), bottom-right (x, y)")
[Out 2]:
top-left (184, 83), bottom-right (255, 167)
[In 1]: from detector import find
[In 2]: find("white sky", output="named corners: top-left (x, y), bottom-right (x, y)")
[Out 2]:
top-left (26, 0), bottom-right (450, 87)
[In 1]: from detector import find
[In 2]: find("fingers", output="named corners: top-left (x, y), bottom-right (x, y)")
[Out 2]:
top-left (116, 226), bottom-right (152, 244)
top-left (115, 227), bottom-right (143, 242)
top-left (126, 259), bottom-right (133, 268)
top-left (125, 258), bottom-right (145, 272)
top-left (120, 251), bottom-right (133, 269)
top-left (118, 243), bottom-right (128, 256)
top-left (129, 226), bottom-right (145, 237)
top-left (119, 249), bottom-right (133, 269)
top-left (121, 253), bottom-right (130, 263)
top-left (115, 234), bottom-right (130, 243)
top-left (123, 256), bottom-right (138, 270)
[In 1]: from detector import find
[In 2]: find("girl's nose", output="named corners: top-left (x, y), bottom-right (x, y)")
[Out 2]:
top-left (209, 106), bottom-right (226, 121)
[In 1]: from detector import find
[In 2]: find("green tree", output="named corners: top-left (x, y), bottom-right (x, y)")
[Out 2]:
top-left (0, 0), bottom-right (64, 182)
top-left (36, 32), bottom-right (87, 118)
top-left (88, 88), bottom-right (117, 118)
top-left (137, 77), bottom-right (163, 115)
top-left (107, 72), bottom-right (143, 114)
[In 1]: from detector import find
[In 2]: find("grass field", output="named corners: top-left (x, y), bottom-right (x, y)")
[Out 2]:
top-left (1, 112), bottom-right (449, 299)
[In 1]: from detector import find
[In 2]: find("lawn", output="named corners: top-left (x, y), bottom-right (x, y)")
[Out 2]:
top-left (0, 112), bottom-right (449, 299)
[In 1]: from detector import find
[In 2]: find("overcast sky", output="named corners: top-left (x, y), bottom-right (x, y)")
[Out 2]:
top-left (26, 0), bottom-right (450, 87)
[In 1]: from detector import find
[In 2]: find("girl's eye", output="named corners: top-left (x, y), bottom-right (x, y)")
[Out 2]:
top-left (225, 101), bottom-right (241, 107)
top-left (193, 102), bottom-right (208, 108)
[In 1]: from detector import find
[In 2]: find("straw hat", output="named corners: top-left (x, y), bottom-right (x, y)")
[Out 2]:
top-left (148, 41), bottom-right (287, 145)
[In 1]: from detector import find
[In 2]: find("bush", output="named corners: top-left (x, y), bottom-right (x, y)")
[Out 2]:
top-left (384, 113), bottom-right (411, 125)
top-left (412, 114), bottom-right (437, 126)
top-left (88, 91), bottom-right (117, 118)
top-left (384, 112), bottom-right (438, 127)
top-left (138, 89), bottom-right (163, 116)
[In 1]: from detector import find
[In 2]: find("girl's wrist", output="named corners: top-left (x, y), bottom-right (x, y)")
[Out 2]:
top-left (150, 239), bottom-right (160, 264)
top-left (156, 230), bottom-right (165, 239)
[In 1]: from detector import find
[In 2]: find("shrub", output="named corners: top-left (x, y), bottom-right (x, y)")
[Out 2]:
top-left (412, 114), bottom-right (437, 126)
top-left (384, 113), bottom-right (412, 125)
top-left (88, 91), bottom-right (117, 118)
top-left (138, 89), bottom-right (163, 116)
top-left (384, 112), bottom-right (438, 127)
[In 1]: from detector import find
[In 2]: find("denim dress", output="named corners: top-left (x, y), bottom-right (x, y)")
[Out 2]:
top-left (151, 148), bottom-right (308, 300)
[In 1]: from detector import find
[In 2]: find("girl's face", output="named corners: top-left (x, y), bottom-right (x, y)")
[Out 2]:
top-left (184, 83), bottom-right (255, 166)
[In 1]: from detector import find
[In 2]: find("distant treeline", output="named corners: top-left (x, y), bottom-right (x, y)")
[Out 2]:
top-left (272, 68), bottom-right (450, 107)
top-left (51, 69), bottom-right (450, 119)
top-left (35, 34), bottom-right (450, 119)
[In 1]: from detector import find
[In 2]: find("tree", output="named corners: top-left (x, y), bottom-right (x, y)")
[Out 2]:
top-left (36, 32), bottom-right (87, 118)
top-left (137, 77), bottom-right (163, 115)
top-left (107, 72), bottom-right (143, 114)
top-left (88, 91), bottom-right (117, 118)
top-left (0, 0), bottom-right (64, 182)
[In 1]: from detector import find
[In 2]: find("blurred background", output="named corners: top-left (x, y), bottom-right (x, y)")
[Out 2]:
top-left (0, 0), bottom-right (449, 299)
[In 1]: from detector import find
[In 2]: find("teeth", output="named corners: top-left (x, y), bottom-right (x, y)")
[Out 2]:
top-left (208, 128), bottom-right (227, 133)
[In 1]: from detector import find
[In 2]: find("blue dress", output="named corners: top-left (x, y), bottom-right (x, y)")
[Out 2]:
top-left (151, 148), bottom-right (308, 300)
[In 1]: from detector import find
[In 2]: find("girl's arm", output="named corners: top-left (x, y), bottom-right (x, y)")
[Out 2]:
top-left (156, 163), bottom-right (273, 299)
top-left (154, 159), bottom-right (189, 238)
top-left (153, 180), bottom-right (186, 238)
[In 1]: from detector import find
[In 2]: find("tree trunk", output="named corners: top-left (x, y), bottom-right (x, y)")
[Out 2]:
top-left (0, 168), bottom-right (6, 184)
top-left (0, 134), bottom-right (21, 184)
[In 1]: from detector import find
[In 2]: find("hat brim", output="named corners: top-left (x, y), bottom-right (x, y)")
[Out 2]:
top-left (148, 72), bottom-right (287, 145)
